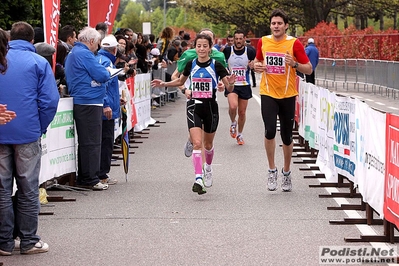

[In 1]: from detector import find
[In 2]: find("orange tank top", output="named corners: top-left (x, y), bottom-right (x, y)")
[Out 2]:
top-left (259, 35), bottom-right (298, 99)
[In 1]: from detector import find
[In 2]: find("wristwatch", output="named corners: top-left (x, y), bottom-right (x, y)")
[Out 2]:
top-left (293, 62), bottom-right (299, 68)
top-left (181, 88), bottom-right (186, 94)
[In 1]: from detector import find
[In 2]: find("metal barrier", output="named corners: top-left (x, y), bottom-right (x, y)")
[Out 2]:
top-left (316, 58), bottom-right (399, 99)
top-left (151, 62), bottom-right (179, 106)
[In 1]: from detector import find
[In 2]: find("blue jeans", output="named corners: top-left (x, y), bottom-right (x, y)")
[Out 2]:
top-left (0, 139), bottom-right (41, 252)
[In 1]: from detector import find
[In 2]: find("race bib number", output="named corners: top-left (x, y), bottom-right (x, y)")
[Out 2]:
top-left (265, 52), bottom-right (286, 74)
top-left (231, 67), bottom-right (246, 82)
top-left (191, 77), bottom-right (212, 98)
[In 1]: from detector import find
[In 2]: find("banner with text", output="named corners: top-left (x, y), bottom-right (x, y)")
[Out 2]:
top-left (333, 95), bottom-right (356, 182)
top-left (133, 73), bottom-right (156, 132)
top-left (88, 0), bottom-right (120, 33)
top-left (39, 98), bottom-right (75, 185)
top-left (297, 79), bottom-right (307, 138)
top-left (42, 0), bottom-right (61, 70)
top-left (355, 101), bottom-right (386, 217)
top-left (384, 113), bottom-right (399, 227)
top-left (316, 87), bottom-right (337, 181)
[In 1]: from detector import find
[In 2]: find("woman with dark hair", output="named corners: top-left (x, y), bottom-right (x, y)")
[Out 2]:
top-left (114, 35), bottom-right (136, 80)
top-left (151, 34), bottom-right (236, 195)
top-left (115, 34), bottom-right (130, 62)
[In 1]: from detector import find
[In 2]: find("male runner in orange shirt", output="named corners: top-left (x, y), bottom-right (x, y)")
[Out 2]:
top-left (254, 9), bottom-right (312, 192)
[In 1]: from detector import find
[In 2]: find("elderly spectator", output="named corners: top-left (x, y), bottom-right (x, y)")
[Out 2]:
top-left (96, 35), bottom-right (127, 185)
top-left (64, 27), bottom-right (111, 191)
top-left (0, 21), bottom-right (59, 255)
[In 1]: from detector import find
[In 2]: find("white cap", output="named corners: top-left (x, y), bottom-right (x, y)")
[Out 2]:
top-left (101, 35), bottom-right (119, 47)
top-left (308, 38), bottom-right (314, 44)
top-left (150, 48), bottom-right (160, 56)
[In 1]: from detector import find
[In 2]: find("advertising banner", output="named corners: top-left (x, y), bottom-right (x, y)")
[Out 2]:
top-left (42, 0), bottom-right (61, 70)
top-left (316, 87), bottom-right (337, 181)
top-left (88, 0), bottom-right (120, 33)
top-left (332, 95), bottom-right (356, 182)
top-left (133, 73), bottom-right (156, 132)
top-left (355, 102), bottom-right (386, 217)
top-left (39, 98), bottom-right (75, 184)
top-left (384, 113), bottom-right (399, 227)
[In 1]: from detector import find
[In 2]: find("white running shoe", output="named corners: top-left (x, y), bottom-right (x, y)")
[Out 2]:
top-left (192, 178), bottom-right (206, 195)
top-left (203, 164), bottom-right (213, 188)
top-left (230, 123), bottom-right (237, 138)
top-left (20, 240), bottom-right (49, 255)
top-left (281, 171), bottom-right (292, 192)
top-left (267, 170), bottom-right (278, 191)
top-left (184, 139), bottom-right (193, 157)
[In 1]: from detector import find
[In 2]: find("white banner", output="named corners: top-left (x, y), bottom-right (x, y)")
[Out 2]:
top-left (332, 95), bottom-right (356, 182)
top-left (302, 83), bottom-right (320, 149)
top-left (355, 101), bottom-right (386, 217)
top-left (316, 87), bottom-right (337, 181)
top-left (303, 82), bottom-right (312, 142)
top-left (298, 80), bottom-right (388, 218)
top-left (308, 84), bottom-right (320, 149)
top-left (297, 79), bottom-right (307, 138)
top-left (354, 99), bottom-right (368, 195)
top-left (39, 98), bottom-right (75, 184)
top-left (133, 73), bottom-right (156, 132)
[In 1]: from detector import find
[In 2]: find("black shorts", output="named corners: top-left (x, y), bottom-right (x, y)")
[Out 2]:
top-left (224, 85), bottom-right (252, 100)
top-left (261, 95), bottom-right (296, 145)
top-left (186, 99), bottom-right (219, 133)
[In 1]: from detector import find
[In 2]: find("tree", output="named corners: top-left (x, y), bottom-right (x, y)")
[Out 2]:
top-left (0, 0), bottom-right (42, 29)
top-left (59, 0), bottom-right (87, 30)
top-left (116, 0), bottom-right (131, 22)
top-left (0, 0), bottom-right (86, 31)
top-left (180, 0), bottom-right (275, 37)
top-left (277, 0), bottom-right (352, 31)
top-left (114, 1), bottom-right (145, 32)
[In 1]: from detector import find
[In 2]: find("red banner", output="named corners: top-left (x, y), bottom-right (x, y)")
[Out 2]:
top-left (88, 0), bottom-right (120, 34)
top-left (384, 113), bottom-right (399, 228)
top-left (42, 0), bottom-right (61, 71)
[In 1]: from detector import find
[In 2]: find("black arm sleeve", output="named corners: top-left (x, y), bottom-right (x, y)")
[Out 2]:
top-left (182, 60), bottom-right (193, 77)
top-left (223, 47), bottom-right (231, 61)
top-left (215, 61), bottom-right (229, 79)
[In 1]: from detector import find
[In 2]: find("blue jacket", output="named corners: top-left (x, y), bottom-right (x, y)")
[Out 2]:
top-left (96, 49), bottom-right (120, 120)
top-left (0, 40), bottom-right (59, 144)
top-left (65, 42), bottom-right (110, 105)
top-left (305, 43), bottom-right (319, 71)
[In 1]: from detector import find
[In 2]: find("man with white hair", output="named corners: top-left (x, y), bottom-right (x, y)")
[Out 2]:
top-left (96, 35), bottom-right (128, 185)
top-left (65, 27), bottom-right (111, 190)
